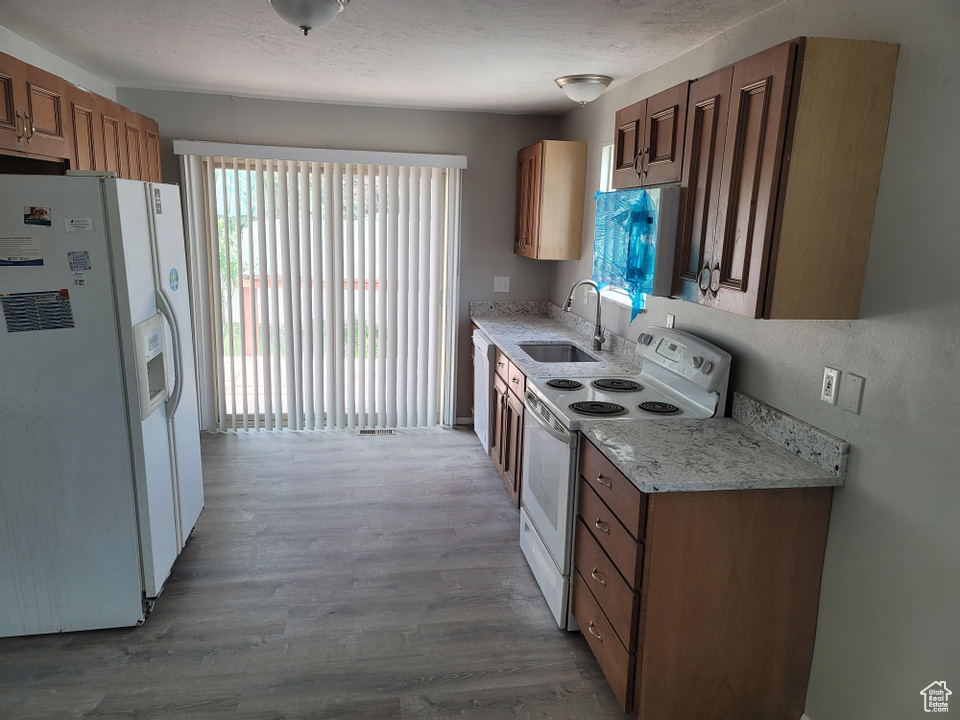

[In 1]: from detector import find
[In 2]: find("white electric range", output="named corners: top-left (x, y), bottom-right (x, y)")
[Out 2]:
top-left (518, 326), bottom-right (732, 629)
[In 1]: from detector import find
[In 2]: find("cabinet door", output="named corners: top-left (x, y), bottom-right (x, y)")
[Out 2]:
top-left (673, 67), bottom-right (733, 302)
top-left (612, 101), bottom-right (644, 189)
top-left (141, 114), bottom-right (162, 182)
top-left (711, 41), bottom-right (796, 317)
top-left (502, 390), bottom-right (524, 507)
top-left (100, 99), bottom-right (125, 177)
top-left (123, 108), bottom-right (144, 180)
top-left (490, 375), bottom-right (507, 473)
top-left (69, 86), bottom-right (100, 171)
top-left (20, 63), bottom-right (71, 160)
top-left (641, 82), bottom-right (689, 186)
top-left (0, 54), bottom-right (27, 153)
top-left (515, 143), bottom-right (541, 258)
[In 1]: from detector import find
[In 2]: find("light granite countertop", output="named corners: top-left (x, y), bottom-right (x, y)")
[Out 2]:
top-left (470, 302), bottom-right (849, 494)
top-left (579, 402), bottom-right (847, 494)
top-left (471, 314), bottom-right (642, 379)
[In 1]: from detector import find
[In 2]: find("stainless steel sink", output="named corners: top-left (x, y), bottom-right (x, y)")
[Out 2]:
top-left (518, 343), bottom-right (599, 363)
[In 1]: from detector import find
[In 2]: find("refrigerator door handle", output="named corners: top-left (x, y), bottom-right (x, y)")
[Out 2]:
top-left (156, 289), bottom-right (184, 420)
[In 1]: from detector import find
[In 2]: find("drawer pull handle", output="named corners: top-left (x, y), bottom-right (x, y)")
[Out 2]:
top-left (511, 377), bottom-right (519, 384)
top-left (587, 621), bottom-right (603, 642)
top-left (590, 568), bottom-right (606, 587)
top-left (596, 473), bottom-right (612, 489)
top-left (595, 518), bottom-right (610, 535)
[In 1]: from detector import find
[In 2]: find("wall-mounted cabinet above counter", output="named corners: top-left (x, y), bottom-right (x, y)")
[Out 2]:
top-left (612, 82), bottom-right (689, 189)
top-left (0, 52), bottom-right (162, 182)
top-left (671, 37), bottom-right (898, 319)
top-left (515, 140), bottom-right (587, 260)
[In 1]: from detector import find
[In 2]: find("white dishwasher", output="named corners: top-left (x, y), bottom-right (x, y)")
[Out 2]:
top-left (472, 327), bottom-right (495, 452)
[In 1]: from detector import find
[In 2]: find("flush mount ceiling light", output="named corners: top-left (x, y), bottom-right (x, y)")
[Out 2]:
top-left (270, 0), bottom-right (350, 36)
top-left (555, 75), bottom-right (613, 106)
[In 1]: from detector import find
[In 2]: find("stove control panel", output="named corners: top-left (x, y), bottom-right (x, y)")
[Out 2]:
top-left (637, 327), bottom-right (731, 393)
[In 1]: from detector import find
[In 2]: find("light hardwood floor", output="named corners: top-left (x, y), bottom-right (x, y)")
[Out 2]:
top-left (0, 427), bottom-right (629, 719)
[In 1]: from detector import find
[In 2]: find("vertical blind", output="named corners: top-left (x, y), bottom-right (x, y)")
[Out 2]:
top-left (177, 145), bottom-right (464, 433)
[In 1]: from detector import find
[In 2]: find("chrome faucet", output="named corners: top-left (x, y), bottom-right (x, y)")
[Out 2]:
top-left (564, 278), bottom-right (605, 351)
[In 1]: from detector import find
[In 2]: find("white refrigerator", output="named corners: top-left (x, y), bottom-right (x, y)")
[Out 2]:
top-left (0, 175), bottom-right (203, 637)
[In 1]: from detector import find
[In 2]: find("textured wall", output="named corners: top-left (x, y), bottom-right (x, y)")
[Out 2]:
top-left (555, 1), bottom-right (960, 718)
top-left (115, 88), bottom-right (559, 420)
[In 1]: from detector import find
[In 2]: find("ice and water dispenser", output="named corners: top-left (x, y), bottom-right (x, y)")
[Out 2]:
top-left (133, 314), bottom-right (168, 419)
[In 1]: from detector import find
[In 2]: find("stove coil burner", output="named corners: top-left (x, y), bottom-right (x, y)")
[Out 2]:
top-left (545, 379), bottom-right (584, 391)
top-left (638, 401), bottom-right (681, 415)
top-left (568, 401), bottom-right (628, 417)
top-left (591, 378), bottom-right (643, 393)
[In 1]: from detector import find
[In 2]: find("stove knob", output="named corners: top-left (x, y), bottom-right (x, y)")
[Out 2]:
top-left (702, 360), bottom-right (714, 374)
top-left (638, 333), bottom-right (653, 346)
top-left (691, 355), bottom-right (704, 368)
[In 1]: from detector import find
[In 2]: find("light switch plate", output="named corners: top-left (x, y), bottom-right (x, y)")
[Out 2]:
top-left (840, 373), bottom-right (865, 414)
top-left (494, 276), bottom-right (510, 293)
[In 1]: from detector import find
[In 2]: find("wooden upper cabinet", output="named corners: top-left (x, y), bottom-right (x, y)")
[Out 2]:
top-left (122, 107), bottom-right (144, 181)
top-left (514, 140), bottom-right (586, 261)
top-left (674, 67), bottom-right (733, 303)
top-left (0, 54), bottom-right (26, 153)
top-left (1, 52), bottom-right (162, 181)
top-left (711, 42), bottom-right (796, 317)
top-left (141, 114), bottom-right (162, 182)
top-left (641, 82), bottom-right (689, 185)
top-left (612, 82), bottom-right (689, 189)
top-left (612, 101), bottom-right (644, 189)
top-left (68, 85), bottom-right (101, 172)
top-left (0, 54), bottom-right (71, 161)
top-left (673, 37), bottom-right (898, 319)
top-left (99, 100), bottom-right (124, 177)
top-left (515, 143), bottom-right (542, 258)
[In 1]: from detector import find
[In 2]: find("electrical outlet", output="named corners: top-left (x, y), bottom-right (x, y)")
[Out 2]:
top-left (493, 276), bottom-right (510, 293)
top-left (840, 373), bottom-right (865, 414)
top-left (666, 313), bottom-right (676, 329)
top-left (821, 367), bottom-right (840, 405)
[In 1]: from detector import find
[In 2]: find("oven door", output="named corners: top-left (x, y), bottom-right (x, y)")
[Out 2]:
top-left (521, 390), bottom-right (577, 575)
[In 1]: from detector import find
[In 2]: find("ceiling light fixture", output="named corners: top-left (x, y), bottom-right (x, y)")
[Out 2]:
top-left (270, 0), bottom-right (350, 36)
top-left (555, 75), bottom-right (613, 106)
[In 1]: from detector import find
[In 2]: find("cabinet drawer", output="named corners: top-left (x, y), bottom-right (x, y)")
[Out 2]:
top-left (579, 437), bottom-right (646, 539)
top-left (578, 479), bottom-right (642, 589)
top-left (572, 569), bottom-right (634, 712)
top-left (507, 361), bottom-right (526, 397)
top-left (494, 348), bottom-right (509, 380)
top-left (574, 518), bottom-right (639, 648)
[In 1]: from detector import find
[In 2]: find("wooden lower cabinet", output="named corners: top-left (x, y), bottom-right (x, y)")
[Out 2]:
top-left (574, 435), bottom-right (833, 719)
top-left (489, 351), bottom-right (526, 507)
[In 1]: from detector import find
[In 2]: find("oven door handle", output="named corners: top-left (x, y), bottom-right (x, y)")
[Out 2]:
top-left (524, 391), bottom-right (575, 446)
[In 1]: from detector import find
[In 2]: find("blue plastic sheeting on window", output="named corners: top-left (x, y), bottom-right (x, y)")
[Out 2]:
top-left (592, 189), bottom-right (657, 321)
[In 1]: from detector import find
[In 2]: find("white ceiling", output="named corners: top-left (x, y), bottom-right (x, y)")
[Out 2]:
top-left (0, 0), bottom-right (783, 114)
